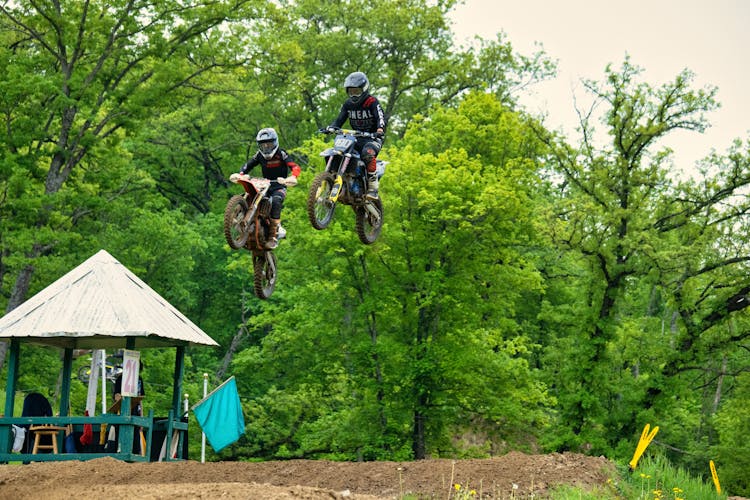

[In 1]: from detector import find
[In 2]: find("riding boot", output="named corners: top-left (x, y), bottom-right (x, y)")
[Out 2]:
top-left (366, 168), bottom-right (379, 201)
top-left (266, 218), bottom-right (280, 249)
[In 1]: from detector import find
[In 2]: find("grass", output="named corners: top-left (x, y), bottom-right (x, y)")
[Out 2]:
top-left (398, 454), bottom-right (727, 499)
top-left (612, 455), bottom-right (727, 500)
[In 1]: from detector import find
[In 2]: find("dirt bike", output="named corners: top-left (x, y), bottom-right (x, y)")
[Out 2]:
top-left (307, 127), bottom-right (385, 245)
top-left (224, 174), bottom-right (279, 299)
top-left (77, 356), bottom-right (123, 383)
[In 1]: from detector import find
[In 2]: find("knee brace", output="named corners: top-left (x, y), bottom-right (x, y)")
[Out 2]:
top-left (362, 146), bottom-right (376, 164)
top-left (270, 192), bottom-right (285, 220)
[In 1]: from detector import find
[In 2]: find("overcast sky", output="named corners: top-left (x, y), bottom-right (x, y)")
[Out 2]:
top-left (448, 0), bottom-right (749, 174)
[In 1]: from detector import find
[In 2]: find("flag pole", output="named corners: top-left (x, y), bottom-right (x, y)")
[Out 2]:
top-left (201, 373), bottom-right (208, 463)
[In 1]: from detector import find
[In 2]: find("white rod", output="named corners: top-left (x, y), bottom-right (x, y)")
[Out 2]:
top-left (85, 349), bottom-right (101, 416)
top-left (201, 373), bottom-right (208, 463)
top-left (100, 350), bottom-right (107, 413)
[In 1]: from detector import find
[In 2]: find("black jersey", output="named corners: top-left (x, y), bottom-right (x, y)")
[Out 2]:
top-left (240, 149), bottom-right (300, 180)
top-left (331, 94), bottom-right (386, 133)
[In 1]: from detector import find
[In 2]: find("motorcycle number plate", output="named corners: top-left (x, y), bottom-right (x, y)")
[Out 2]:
top-left (250, 178), bottom-right (270, 190)
top-left (334, 137), bottom-right (354, 149)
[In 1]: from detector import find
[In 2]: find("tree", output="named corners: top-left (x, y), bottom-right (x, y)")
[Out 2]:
top-left (111, 0), bottom-right (557, 396)
top-left (711, 371), bottom-right (750, 496)
top-left (536, 57), bottom-right (750, 462)
top-left (228, 92), bottom-right (555, 461)
top-left (241, 0), bottom-right (555, 138)
top-left (0, 0), bottom-right (256, 367)
top-left (389, 92), bottom-right (554, 458)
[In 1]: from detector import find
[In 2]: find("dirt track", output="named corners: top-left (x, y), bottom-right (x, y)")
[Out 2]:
top-left (0, 452), bottom-right (617, 499)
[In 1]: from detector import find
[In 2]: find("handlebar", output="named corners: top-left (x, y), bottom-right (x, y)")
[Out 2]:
top-left (318, 127), bottom-right (380, 140)
top-left (229, 173), bottom-right (271, 187)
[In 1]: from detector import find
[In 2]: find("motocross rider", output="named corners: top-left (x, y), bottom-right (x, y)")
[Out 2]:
top-left (326, 71), bottom-right (386, 200)
top-left (238, 127), bottom-right (301, 249)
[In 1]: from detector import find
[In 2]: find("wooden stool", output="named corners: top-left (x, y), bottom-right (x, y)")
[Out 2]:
top-left (29, 425), bottom-right (66, 454)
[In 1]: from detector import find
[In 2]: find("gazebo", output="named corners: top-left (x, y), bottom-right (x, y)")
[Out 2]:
top-left (0, 249), bottom-right (219, 462)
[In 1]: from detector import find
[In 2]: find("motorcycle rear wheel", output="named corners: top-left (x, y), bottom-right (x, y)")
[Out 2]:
top-left (253, 251), bottom-right (277, 299)
top-left (307, 172), bottom-right (336, 230)
top-left (224, 195), bottom-right (250, 249)
top-left (355, 198), bottom-right (384, 244)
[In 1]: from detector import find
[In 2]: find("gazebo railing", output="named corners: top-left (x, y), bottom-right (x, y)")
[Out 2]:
top-left (0, 410), bottom-right (187, 463)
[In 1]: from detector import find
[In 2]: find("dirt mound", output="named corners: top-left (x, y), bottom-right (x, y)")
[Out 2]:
top-left (0, 452), bottom-right (617, 499)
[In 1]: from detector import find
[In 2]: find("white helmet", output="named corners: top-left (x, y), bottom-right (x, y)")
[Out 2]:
top-left (256, 128), bottom-right (279, 159)
top-left (344, 71), bottom-right (370, 104)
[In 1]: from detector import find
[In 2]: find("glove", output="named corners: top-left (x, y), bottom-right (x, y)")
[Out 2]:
top-left (375, 130), bottom-right (384, 140)
top-left (277, 176), bottom-right (298, 187)
top-left (325, 126), bottom-right (336, 134)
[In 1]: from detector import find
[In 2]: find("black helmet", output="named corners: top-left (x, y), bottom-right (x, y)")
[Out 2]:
top-left (256, 127), bottom-right (278, 159)
top-left (344, 71), bottom-right (370, 104)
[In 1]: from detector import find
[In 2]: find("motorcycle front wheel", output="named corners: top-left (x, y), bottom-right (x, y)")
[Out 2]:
top-left (355, 198), bottom-right (384, 244)
top-left (253, 251), bottom-right (277, 300)
top-left (307, 171), bottom-right (337, 230)
top-left (224, 195), bottom-right (250, 249)
top-left (77, 365), bottom-right (90, 383)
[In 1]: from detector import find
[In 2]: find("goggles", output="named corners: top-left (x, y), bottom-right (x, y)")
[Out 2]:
top-left (258, 141), bottom-right (276, 154)
top-left (347, 87), bottom-right (364, 98)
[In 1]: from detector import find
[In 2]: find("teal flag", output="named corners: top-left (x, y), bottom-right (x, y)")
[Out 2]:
top-left (192, 376), bottom-right (245, 452)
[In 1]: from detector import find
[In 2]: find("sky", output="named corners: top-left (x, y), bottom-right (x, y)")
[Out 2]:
top-left (448, 0), bottom-right (750, 175)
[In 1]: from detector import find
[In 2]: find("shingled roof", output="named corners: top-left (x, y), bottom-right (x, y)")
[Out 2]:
top-left (0, 249), bottom-right (219, 349)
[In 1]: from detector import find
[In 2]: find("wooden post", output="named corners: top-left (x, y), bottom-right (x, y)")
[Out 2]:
top-left (172, 346), bottom-right (185, 419)
top-left (0, 339), bottom-right (20, 453)
top-left (60, 348), bottom-right (73, 417)
top-left (119, 338), bottom-right (136, 456)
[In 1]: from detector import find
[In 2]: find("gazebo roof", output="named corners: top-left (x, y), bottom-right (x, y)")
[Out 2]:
top-left (0, 249), bottom-right (219, 349)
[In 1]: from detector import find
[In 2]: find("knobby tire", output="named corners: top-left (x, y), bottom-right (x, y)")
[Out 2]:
top-left (224, 195), bottom-right (250, 249)
top-left (355, 198), bottom-right (384, 244)
top-left (307, 172), bottom-right (336, 230)
top-left (253, 251), bottom-right (277, 299)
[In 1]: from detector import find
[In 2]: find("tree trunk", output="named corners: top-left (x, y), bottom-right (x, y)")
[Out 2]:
top-left (369, 315), bottom-right (387, 432)
top-left (217, 290), bottom-right (254, 381)
top-left (411, 287), bottom-right (434, 460)
top-left (0, 263), bottom-right (36, 372)
top-left (412, 405), bottom-right (426, 459)
top-left (712, 354), bottom-right (727, 414)
top-left (6, 264), bottom-right (34, 314)
top-left (217, 325), bottom-right (246, 381)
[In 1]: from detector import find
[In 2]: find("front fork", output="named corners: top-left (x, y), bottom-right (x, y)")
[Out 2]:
top-left (327, 155), bottom-right (351, 202)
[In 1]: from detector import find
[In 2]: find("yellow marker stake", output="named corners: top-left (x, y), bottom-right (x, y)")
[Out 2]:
top-left (710, 460), bottom-right (721, 494)
top-left (629, 423), bottom-right (659, 470)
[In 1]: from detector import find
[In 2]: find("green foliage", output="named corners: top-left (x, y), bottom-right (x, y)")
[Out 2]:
top-left (711, 373), bottom-right (750, 496)
top-left (227, 90), bottom-right (555, 460)
top-left (619, 456), bottom-right (726, 500)
top-left (547, 484), bottom-right (621, 500)
top-left (534, 56), bottom-right (750, 474)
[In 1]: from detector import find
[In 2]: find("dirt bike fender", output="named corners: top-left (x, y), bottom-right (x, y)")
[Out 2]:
top-left (319, 148), bottom-right (339, 157)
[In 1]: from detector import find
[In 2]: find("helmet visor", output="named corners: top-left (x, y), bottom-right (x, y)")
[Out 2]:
top-left (347, 87), bottom-right (364, 98)
top-left (258, 141), bottom-right (276, 155)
